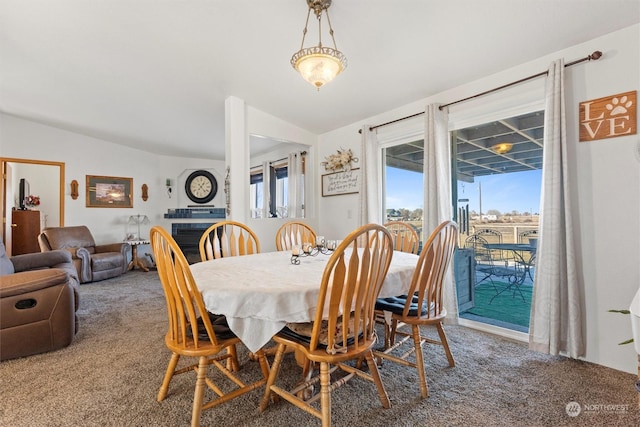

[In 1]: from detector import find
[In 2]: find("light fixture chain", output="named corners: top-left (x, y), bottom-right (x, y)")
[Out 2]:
top-left (317, 10), bottom-right (323, 47)
top-left (324, 8), bottom-right (339, 50)
top-left (300, 8), bottom-right (312, 50)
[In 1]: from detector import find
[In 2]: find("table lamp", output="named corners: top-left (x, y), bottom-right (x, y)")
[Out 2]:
top-left (127, 214), bottom-right (150, 240)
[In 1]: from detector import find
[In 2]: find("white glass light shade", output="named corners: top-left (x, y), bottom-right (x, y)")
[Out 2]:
top-left (292, 46), bottom-right (346, 89)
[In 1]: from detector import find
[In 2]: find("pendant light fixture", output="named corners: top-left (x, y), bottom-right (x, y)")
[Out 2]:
top-left (291, 0), bottom-right (347, 89)
top-left (491, 142), bottom-right (514, 154)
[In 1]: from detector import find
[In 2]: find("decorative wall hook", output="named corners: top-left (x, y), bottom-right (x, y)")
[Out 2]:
top-left (70, 180), bottom-right (79, 200)
top-left (141, 184), bottom-right (149, 201)
top-left (224, 166), bottom-right (231, 216)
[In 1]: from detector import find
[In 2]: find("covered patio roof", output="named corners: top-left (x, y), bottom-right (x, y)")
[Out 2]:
top-left (385, 110), bottom-right (544, 182)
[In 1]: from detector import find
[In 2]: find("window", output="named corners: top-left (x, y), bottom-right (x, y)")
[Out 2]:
top-left (383, 140), bottom-right (425, 246)
top-left (273, 160), bottom-right (289, 218)
top-left (249, 153), bottom-right (306, 219)
top-left (249, 167), bottom-right (264, 218)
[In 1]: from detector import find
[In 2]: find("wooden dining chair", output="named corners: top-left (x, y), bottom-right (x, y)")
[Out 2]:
top-left (384, 221), bottom-right (420, 254)
top-left (151, 226), bottom-right (269, 427)
top-left (198, 220), bottom-right (260, 261)
top-left (374, 220), bottom-right (458, 398)
top-left (275, 221), bottom-right (317, 251)
top-left (260, 224), bottom-right (394, 427)
top-left (199, 221), bottom-right (271, 361)
top-left (375, 221), bottom-right (421, 334)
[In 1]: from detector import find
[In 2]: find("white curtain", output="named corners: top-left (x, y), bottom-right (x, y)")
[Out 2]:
top-left (359, 125), bottom-right (382, 225)
top-left (260, 160), bottom-right (270, 218)
top-left (529, 59), bottom-right (585, 358)
top-left (287, 151), bottom-right (304, 218)
top-left (424, 104), bottom-right (458, 322)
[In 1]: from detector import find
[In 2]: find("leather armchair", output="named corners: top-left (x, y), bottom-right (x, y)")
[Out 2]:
top-left (0, 240), bottom-right (80, 361)
top-left (38, 225), bottom-right (129, 283)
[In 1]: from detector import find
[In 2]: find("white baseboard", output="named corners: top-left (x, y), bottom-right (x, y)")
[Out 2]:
top-left (458, 317), bottom-right (529, 342)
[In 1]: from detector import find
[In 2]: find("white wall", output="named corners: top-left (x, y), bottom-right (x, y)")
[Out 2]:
top-left (1, 101), bottom-right (320, 254)
top-left (0, 113), bottom-right (225, 259)
top-left (317, 24), bottom-right (640, 373)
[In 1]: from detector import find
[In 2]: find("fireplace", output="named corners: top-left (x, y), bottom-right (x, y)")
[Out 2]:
top-left (166, 207), bottom-right (225, 264)
top-left (171, 223), bottom-right (215, 264)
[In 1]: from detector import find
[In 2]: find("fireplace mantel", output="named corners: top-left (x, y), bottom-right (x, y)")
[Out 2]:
top-left (164, 207), bottom-right (225, 219)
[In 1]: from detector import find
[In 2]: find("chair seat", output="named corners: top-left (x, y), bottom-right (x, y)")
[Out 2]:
top-left (482, 265), bottom-right (514, 274)
top-left (279, 325), bottom-right (360, 349)
top-left (375, 294), bottom-right (427, 316)
top-left (91, 252), bottom-right (125, 271)
top-left (187, 312), bottom-right (236, 341)
top-left (285, 314), bottom-right (362, 348)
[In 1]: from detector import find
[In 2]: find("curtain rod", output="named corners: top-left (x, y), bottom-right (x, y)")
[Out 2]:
top-left (250, 151), bottom-right (307, 170)
top-left (358, 50), bottom-right (602, 134)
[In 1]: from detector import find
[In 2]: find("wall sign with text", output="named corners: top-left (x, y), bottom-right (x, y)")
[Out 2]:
top-left (579, 90), bottom-right (636, 142)
top-left (322, 168), bottom-right (360, 197)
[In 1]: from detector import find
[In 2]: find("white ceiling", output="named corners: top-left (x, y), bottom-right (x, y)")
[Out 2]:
top-left (1, 1), bottom-right (639, 160)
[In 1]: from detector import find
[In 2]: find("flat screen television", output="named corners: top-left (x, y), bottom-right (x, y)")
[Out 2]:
top-left (18, 178), bottom-right (29, 210)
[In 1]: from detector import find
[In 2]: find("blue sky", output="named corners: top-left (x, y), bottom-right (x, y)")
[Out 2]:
top-left (385, 167), bottom-right (542, 215)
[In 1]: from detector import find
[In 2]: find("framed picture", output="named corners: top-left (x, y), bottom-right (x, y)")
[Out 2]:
top-left (321, 168), bottom-right (360, 197)
top-left (86, 175), bottom-right (133, 208)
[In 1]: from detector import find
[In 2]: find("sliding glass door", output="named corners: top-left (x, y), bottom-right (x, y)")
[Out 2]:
top-left (452, 110), bottom-right (544, 332)
top-left (378, 109), bottom-right (543, 334)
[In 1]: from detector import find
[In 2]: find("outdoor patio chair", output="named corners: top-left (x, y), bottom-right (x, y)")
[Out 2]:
top-left (464, 234), bottom-right (525, 303)
top-left (518, 229), bottom-right (538, 281)
top-left (474, 228), bottom-right (507, 260)
top-left (517, 229), bottom-right (538, 244)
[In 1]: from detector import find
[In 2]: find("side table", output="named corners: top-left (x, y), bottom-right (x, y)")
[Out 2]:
top-left (124, 239), bottom-right (151, 272)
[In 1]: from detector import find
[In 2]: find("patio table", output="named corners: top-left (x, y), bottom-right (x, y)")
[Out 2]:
top-left (482, 243), bottom-right (536, 302)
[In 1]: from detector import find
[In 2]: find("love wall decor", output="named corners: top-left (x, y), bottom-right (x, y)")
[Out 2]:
top-left (579, 90), bottom-right (637, 142)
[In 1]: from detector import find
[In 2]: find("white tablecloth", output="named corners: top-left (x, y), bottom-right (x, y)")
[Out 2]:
top-left (190, 250), bottom-right (418, 352)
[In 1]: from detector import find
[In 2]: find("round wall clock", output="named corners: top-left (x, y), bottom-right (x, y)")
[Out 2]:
top-left (185, 170), bottom-right (217, 204)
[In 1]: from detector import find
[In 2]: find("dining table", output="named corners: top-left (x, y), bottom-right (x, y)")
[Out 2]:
top-left (190, 249), bottom-right (420, 353)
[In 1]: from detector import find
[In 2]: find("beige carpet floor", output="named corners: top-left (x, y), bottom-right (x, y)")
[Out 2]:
top-left (1, 270), bottom-right (639, 426)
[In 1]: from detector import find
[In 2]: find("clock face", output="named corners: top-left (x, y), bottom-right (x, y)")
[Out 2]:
top-left (185, 170), bottom-right (217, 204)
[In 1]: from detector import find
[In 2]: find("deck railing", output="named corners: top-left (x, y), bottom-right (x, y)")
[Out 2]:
top-left (459, 225), bottom-right (538, 246)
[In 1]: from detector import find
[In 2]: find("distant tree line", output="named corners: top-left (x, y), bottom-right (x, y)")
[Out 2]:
top-left (469, 209), bottom-right (539, 216)
top-left (386, 208), bottom-right (423, 221)
top-left (386, 208), bottom-right (538, 221)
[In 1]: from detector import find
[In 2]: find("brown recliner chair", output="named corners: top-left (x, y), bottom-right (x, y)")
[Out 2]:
top-left (0, 239), bottom-right (80, 361)
top-left (38, 226), bottom-right (129, 284)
